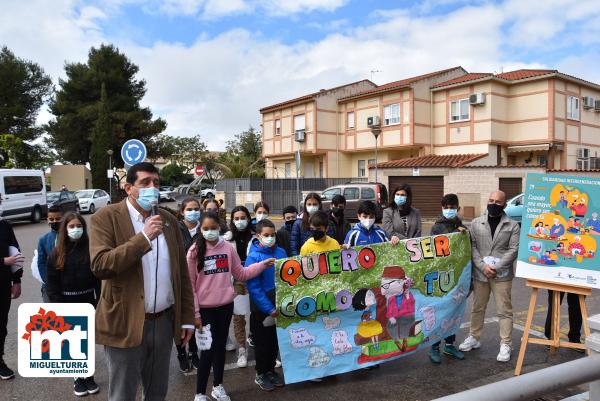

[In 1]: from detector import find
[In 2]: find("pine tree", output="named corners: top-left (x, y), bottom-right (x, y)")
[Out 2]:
top-left (89, 83), bottom-right (112, 191)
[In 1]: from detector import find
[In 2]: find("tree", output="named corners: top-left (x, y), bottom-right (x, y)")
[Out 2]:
top-left (89, 83), bottom-right (112, 191)
top-left (220, 126), bottom-right (264, 177)
top-left (47, 44), bottom-right (166, 166)
top-left (160, 163), bottom-right (189, 187)
top-left (0, 46), bottom-right (53, 168)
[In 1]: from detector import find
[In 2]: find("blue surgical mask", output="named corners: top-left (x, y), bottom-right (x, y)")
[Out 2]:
top-left (136, 187), bottom-right (160, 211)
top-left (234, 219), bottom-right (248, 231)
top-left (260, 236), bottom-right (276, 248)
top-left (184, 210), bottom-right (201, 223)
top-left (202, 229), bottom-right (220, 242)
top-left (442, 208), bottom-right (458, 219)
top-left (394, 195), bottom-right (407, 206)
top-left (67, 227), bottom-right (84, 240)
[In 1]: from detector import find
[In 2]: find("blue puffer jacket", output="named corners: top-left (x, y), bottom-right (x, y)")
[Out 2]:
top-left (245, 238), bottom-right (287, 315)
top-left (344, 223), bottom-right (388, 247)
top-left (290, 218), bottom-right (335, 256)
top-left (37, 230), bottom-right (58, 286)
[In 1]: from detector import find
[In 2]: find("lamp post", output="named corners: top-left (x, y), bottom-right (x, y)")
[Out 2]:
top-left (107, 149), bottom-right (114, 201)
top-left (371, 127), bottom-right (381, 183)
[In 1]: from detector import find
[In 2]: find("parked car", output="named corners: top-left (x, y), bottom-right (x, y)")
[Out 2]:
top-left (159, 186), bottom-right (176, 202)
top-left (47, 191), bottom-right (79, 214)
top-left (505, 193), bottom-right (524, 224)
top-left (0, 169), bottom-right (47, 223)
top-left (76, 189), bottom-right (110, 214)
top-left (174, 177), bottom-right (216, 207)
top-left (321, 182), bottom-right (389, 221)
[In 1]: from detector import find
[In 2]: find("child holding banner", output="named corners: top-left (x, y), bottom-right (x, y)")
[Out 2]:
top-left (245, 219), bottom-right (288, 391)
top-left (345, 201), bottom-right (400, 247)
top-left (300, 211), bottom-right (341, 256)
top-left (428, 194), bottom-right (467, 364)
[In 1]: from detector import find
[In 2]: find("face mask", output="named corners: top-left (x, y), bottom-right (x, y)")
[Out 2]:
top-left (184, 210), bottom-right (201, 223)
top-left (260, 236), bottom-right (276, 248)
top-left (332, 208), bottom-right (344, 219)
top-left (136, 187), bottom-right (160, 211)
top-left (442, 209), bottom-right (458, 219)
top-left (234, 219), bottom-right (248, 231)
top-left (50, 222), bottom-right (60, 232)
top-left (306, 205), bottom-right (319, 215)
top-left (313, 230), bottom-right (326, 241)
top-left (360, 218), bottom-right (375, 231)
top-left (256, 213), bottom-right (268, 222)
top-left (285, 220), bottom-right (295, 230)
top-left (487, 203), bottom-right (504, 217)
top-left (202, 229), bottom-right (220, 242)
top-left (394, 195), bottom-right (407, 206)
top-left (67, 227), bottom-right (83, 240)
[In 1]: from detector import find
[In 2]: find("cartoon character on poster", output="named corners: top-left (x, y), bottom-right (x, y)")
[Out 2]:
top-left (352, 289), bottom-right (383, 350)
top-left (381, 265), bottom-right (415, 351)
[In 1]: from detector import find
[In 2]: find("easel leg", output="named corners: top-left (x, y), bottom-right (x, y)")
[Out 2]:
top-left (550, 291), bottom-right (561, 355)
top-left (580, 295), bottom-right (590, 356)
top-left (515, 287), bottom-right (538, 376)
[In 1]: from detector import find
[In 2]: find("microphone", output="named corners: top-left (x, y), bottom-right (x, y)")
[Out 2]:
top-left (150, 199), bottom-right (159, 217)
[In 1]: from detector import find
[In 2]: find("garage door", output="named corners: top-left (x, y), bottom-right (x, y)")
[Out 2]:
top-left (388, 176), bottom-right (444, 218)
top-left (499, 177), bottom-right (522, 201)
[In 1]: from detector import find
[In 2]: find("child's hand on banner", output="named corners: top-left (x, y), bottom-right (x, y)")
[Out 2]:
top-left (390, 236), bottom-right (400, 246)
top-left (196, 324), bottom-right (213, 350)
top-left (263, 316), bottom-right (276, 327)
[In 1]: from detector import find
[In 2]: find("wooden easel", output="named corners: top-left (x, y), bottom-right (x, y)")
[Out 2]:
top-left (515, 279), bottom-right (591, 376)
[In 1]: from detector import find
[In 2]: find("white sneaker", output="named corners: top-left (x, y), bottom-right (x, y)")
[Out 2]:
top-left (194, 394), bottom-right (209, 401)
top-left (275, 359), bottom-right (282, 368)
top-left (497, 344), bottom-right (511, 362)
top-left (225, 337), bottom-right (236, 352)
top-left (211, 385), bottom-right (231, 401)
top-left (458, 336), bottom-right (481, 352)
top-left (237, 347), bottom-right (247, 368)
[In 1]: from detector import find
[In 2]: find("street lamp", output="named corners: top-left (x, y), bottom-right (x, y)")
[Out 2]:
top-left (371, 127), bottom-right (381, 183)
top-left (107, 149), bottom-right (114, 201)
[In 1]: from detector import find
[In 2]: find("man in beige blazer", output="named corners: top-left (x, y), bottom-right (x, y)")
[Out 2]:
top-left (90, 162), bottom-right (195, 401)
top-left (458, 190), bottom-right (520, 363)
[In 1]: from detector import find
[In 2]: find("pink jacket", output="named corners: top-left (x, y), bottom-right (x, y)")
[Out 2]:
top-left (386, 292), bottom-right (415, 319)
top-left (187, 238), bottom-right (266, 318)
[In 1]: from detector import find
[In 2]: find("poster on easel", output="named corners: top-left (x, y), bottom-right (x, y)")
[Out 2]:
top-left (516, 172), bottom-right (600, 288)
top-left (274, 232), bottom-right (472, 383)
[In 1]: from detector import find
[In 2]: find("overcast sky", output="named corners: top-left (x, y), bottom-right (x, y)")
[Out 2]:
top-left (2, 0), bottom-right (600, 150)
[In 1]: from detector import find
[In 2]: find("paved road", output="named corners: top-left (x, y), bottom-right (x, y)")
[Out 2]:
top-left (0, 209), bottom-right (593, 401)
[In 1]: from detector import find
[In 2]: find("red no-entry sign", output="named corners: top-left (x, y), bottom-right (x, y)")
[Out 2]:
top-left (195, 165), bottom-right (205, 176)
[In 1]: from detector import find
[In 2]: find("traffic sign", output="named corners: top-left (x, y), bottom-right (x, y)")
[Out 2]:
top-left (195, 165), bottom-right (205, 176)
top-left (121, 139), bottom-right (147, 166)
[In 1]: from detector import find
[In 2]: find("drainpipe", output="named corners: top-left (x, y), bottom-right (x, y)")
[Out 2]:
top-left (429, 89), bottom-right (434, 155)
top-left (336, 103), bottom-right (340, 178)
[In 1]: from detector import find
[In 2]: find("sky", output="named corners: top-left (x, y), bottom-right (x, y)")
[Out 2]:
top-left (2, 0), bottom-right (600, 151)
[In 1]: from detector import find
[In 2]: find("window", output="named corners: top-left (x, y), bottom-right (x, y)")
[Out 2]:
top-left (294, 114), bottom-right (305, 131)
top-left (450, 98), bottom-right (470, 122)
top-left (344, 187), bottom-right (360, 200)
top-left (285, 163), bottom-right (291, 178)
top-left (537, 155), bottom-right (547, 166)
top-left (275, 119), bottom-right (281, 136)
top-left (347, 112), bottom-right (355, 129)
top-left (567, 96), bottom-right (580, 120)
top-left (319, 161), bottom-right (323, 178)
top-left (361, 187), bottom-right (375, 200)
top-left (358, 160), bottom-right (366, 177)
top-left (368, 159), bottom-right (376, 167)
top-left (383, 103), bottom-right (400, 125)
top-left (3, 176), bottom-right (43, 194)
top-left (322, 188), bottom-right (341, 200)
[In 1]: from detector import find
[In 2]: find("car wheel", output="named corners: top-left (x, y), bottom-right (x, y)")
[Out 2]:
top-left (30, 206), bottom-right (41, 223)
top-left (89, 203), bottom-right (96, 214)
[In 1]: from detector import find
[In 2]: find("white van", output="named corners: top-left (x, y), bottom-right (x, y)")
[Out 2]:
top-left (0, 169), bottom-right (47, 223)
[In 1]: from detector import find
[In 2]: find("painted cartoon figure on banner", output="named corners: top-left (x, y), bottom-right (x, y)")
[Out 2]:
top-left (352, 289), bottom-right (383, 350)
top-left (381, 266), bottom-right (416, 351)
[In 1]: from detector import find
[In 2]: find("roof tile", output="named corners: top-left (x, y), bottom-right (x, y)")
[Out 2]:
top-left (373, 154), bottom-right (487, 169)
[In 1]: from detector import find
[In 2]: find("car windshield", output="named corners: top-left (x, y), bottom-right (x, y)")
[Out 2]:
top-left (47, 192), bottom-right (60, 202)
top-left (76, 191), bottom-right (93, 198)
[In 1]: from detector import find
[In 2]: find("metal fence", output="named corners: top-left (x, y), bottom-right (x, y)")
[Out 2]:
top-left (216, 177), bottom-right (367, 212)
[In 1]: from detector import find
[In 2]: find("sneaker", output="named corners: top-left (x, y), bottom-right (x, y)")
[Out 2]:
top-left (194, 394), bottom-right (209, 401)
top-left (177, 351), bottom-right (192, 373)
top-left (225, 337), bottom-right (236, 352)
top-left (190, 352), bottom-right (201, 370)
top-left (429, 347), bottom-right (441, 364)
top-left (237, 347), bottom-right (247, 368)
top-left (458, 336), bottom-right (481, 352)
top-left (497, 344), bottom-right (512, 362)
top-left (84, 376), bottom-right (100, 394)
top-left (443, 344), bottom-right (465, 360)
top-left (74, 378), bottom-right (88, 397)
top-left (266, 371), bottom-right (285, 387)
top-left (255, 373), bottom-right (275, 391)
top-left (211, 384), bottom-right (231, 401)
top-left (275, 359), bottom-right (282, 368)
top-left (0, 361), bottom-right (15, 380)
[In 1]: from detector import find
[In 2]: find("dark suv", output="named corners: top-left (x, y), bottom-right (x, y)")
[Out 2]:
top-left (47, 191), bottom-right (80, 213)
top-left (321, 182), bottom-right (388, 221)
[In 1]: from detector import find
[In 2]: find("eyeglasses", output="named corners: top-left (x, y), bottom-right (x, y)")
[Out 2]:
top-left (381, 280), bottom-right (402, 290)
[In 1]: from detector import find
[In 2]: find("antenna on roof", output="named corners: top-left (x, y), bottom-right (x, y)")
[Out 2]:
top-left (370, 70), bottom-right (383, 81)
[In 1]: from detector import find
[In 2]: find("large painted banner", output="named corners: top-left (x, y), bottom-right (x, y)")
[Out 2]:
top-left (275, 232), bottom-right (472, 383)
top-left (516, 172), bottom-right (600, 288)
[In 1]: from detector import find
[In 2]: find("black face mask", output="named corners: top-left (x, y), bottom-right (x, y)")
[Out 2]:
top-left (285, 220), bottom-right (295, 230)
top-left (50, 222), bottom-right (60, 232)
top-left (332, 208), bottom-right (344, 219)
top-left (487, 203), bottom-right (504, 217)
top-left (313, 230), bottom-right (326, 241)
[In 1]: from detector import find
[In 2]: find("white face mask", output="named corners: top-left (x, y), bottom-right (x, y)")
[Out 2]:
top-left (202, 229), bottom-right (220, 242)
top-left (256, 213), bottom-right (268, 222)
top-left (306, 205), bottom-right (319, 215)
top-left (360, 218), bottom-right (375, 231)
top-left (234, 219), bottom-right (248, 231)
top-left (67, 227), bottom-right (84, 240)
top-left (260, 236), bottom-right (276, 248)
